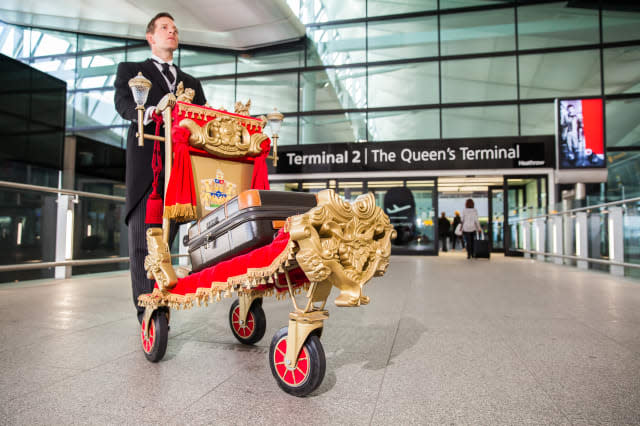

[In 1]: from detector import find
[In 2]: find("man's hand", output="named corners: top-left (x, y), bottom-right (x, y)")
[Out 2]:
top-left (144, 106), bottom-right (157, 125)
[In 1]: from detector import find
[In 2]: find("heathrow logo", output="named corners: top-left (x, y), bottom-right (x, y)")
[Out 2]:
top-left (386, 204), bottom-right (411, 214)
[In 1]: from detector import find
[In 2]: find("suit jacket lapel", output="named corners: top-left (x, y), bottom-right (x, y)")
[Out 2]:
top-left (175, 65), bottom-right (188, 89)
top-left (142, 58), bottom-right (171, 95)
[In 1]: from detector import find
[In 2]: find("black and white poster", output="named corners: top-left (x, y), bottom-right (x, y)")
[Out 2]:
top-left (555, 98), bottom-right (605, 169)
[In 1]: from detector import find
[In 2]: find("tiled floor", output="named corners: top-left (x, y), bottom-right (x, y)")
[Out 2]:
top-left (2, 252), bottom-right (640, 425)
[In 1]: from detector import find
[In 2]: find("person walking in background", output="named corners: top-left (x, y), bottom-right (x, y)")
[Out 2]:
top-left (438, 212), bottom-right (450, 252)
top-left (461, 199), bottom-right (481, 259)
top-left (450, 210), bottom-right (463, 250)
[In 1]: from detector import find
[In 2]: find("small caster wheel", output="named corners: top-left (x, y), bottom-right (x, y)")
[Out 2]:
top-left (229, 298), bottom-right (266, 345)
top-left (269, 326), bottom-right (326, 397)
top-left (141, 309), bottom-right (168, 362)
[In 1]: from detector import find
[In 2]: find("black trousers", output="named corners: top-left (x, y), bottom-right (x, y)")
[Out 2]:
top-left (450, 233), bottom-right (463, 249)
top-left (463, 232), bottom-right (476, 258)
top-left (439, 234), bottom-right (448, 251)
top-left (128, 186), bottom-right (178, 323)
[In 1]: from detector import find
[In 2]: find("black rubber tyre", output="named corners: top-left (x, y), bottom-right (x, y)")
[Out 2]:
top-left (229, 298), bottom-right (266, 345)
top-left (141, 310), bottom-right (168, 362)
top-left (269, 326), bottom-right (326, 397)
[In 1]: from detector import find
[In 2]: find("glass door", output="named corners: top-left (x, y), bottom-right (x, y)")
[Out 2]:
top-left (337, 180), bottom-right (364, 202)
top-left (301, 181), bottom-right (329, 194)
top-left (506, 184), bottom-right (522, 255)
top-left (369, 179), bottom-right (437, 255)
top-left (407, 181), bottom-right (437, 254)
top-left (279, 178), bottom-right (437, 255)
top-left (504, 176), bottom-right (547, 256)
top-left (488, 186), bottom-right (504, 252)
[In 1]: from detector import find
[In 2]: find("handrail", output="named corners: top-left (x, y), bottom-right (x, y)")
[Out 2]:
top-left (0, 180), bottom-right (196, 275)
top-left (516, 249), bottom-right (640, 270)
top-left (511, 196), bottom-right (640, 223)
top-left (0, 180), bottom-right (126, 202)
top-left (0, 254), bottom-right (190, 273)
top-left (0, 257), bottom-right (130, 272)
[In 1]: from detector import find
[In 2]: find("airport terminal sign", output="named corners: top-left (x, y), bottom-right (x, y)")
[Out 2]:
top-left (273, 136), bottom-right (554, 174)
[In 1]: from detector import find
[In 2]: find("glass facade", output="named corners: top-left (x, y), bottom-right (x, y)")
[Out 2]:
top-left (0, 2), bottom-right (639, 259)
top-left (367, 16), bottom-right (438, 61)
top-left (441, 56), bottom-right (517, 103)
top-left (440, 8), bottom-right (516, 55)
top-left (2, 3), bottom-right (639, 158)
top-left (442, 105), bottom-right (518, 138)
top-left (0, 187), bottom-right (57, 283)
top-left (517, 2), bottom-right (599, 49)
top-left (0, 53), bottom-right (66, 190)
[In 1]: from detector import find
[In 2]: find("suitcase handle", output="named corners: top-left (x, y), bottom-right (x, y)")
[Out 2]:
top-left (206, 217), bottom-right (220, 229)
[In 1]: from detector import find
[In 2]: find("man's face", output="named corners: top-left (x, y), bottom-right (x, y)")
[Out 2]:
top-left (568, 105), bottom-right (575, 116)
top-left (147, 17), bottom-right (179, 52)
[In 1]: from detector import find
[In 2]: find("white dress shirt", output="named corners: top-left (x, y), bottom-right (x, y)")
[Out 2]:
top-left (143, 55), bottom-right (178, 125)
top-left (150, 54), bottom-right (177, 92)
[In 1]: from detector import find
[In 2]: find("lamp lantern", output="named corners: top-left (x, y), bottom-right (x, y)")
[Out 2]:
top-left (266, 108), bottom-right (284, 167)
top-left (129, 72), bottom-right (151, 106)
top-left (128, 72), bottom-right (152, 146)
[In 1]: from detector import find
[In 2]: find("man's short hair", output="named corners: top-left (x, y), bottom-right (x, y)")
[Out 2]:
top-left (146, 12), bottom-right (175, 34)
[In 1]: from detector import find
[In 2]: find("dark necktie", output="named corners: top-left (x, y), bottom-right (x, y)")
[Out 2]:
top-left (154, 60), bottom-right (175, 85)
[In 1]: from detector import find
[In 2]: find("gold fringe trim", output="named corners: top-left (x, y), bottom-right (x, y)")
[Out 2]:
top-left (138, 239), bottom-right (303, 310)
top-left (163, 203), bottom-right (197, 222)
top-left (176, 102), bottom-right (266, 130)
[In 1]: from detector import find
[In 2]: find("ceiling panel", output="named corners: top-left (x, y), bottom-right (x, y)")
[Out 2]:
top-left (0, 0), bottom-right (304, 50)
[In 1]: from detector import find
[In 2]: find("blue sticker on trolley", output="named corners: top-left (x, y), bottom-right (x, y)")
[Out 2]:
top-left (200, 172), bottom-right (238, 211)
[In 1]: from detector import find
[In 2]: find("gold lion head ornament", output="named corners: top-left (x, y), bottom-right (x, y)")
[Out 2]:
top-left (289, 190), bottom-right (396, 307)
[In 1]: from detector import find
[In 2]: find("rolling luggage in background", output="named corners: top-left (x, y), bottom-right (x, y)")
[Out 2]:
top-left (184, 190), bottom-right (318, 273)
top-left (473, 231), bottom-right (490, 259)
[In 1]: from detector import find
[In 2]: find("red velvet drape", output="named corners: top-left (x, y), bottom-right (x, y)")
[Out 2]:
top-left (163, 103), bottom-right (271, 222)
top-left (251, 140), bottom-right (271, 190)
top-left (155, 230), bottom-right (308, 295)
top-left (163, 125), bottom-right (198, 221)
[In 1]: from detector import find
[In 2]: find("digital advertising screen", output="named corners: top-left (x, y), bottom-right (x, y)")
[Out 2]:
top-left (555, 98), bottom-right (605, 169)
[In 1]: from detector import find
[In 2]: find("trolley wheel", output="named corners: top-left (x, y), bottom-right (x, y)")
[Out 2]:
top-left (141, 310), bottom-right (168, 362)
top-left (269, 326), bottom-right (326, 397)
top-left (229, 298), bottom-right (266, 345)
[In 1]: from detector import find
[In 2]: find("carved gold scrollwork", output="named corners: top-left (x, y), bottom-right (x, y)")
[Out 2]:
top-left (179, 117), bottom-right (264, 158)
top-left (144, 228), bottom-right (178, 290)
top-left (175, 82), bottom-right (195, 103)
top-left (250, 132), bottom-right (269, 151)
top-left (289, 189), bottom-right (396, 307)
top-left (234, 99), bottom-right (251, 116)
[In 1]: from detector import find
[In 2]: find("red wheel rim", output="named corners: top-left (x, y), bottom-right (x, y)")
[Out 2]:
top-left (231, 305), bottom-right (255, 338)
top-left (141, 319), bottom-right (155, 354)
top-left (273, 336), bottom-right (309, 387)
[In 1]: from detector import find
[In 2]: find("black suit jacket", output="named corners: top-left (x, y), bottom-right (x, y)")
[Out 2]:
top-left (114, 59), bottom-right (206, 224)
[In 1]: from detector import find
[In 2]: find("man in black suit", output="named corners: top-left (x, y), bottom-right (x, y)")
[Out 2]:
top-left (114, 12), bottom-right (206, 323)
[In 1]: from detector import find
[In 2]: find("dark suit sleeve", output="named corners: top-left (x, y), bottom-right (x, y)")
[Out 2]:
top-left (193, 78), bottom-right (207, 106)
top-left (114, 62), bottom-right (138, 122)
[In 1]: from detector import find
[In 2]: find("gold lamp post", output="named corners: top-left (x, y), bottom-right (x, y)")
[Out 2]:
top-left (266, 107), bottom-right (284, 167)
top-left (128, 72), bottom-right (152, 146)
